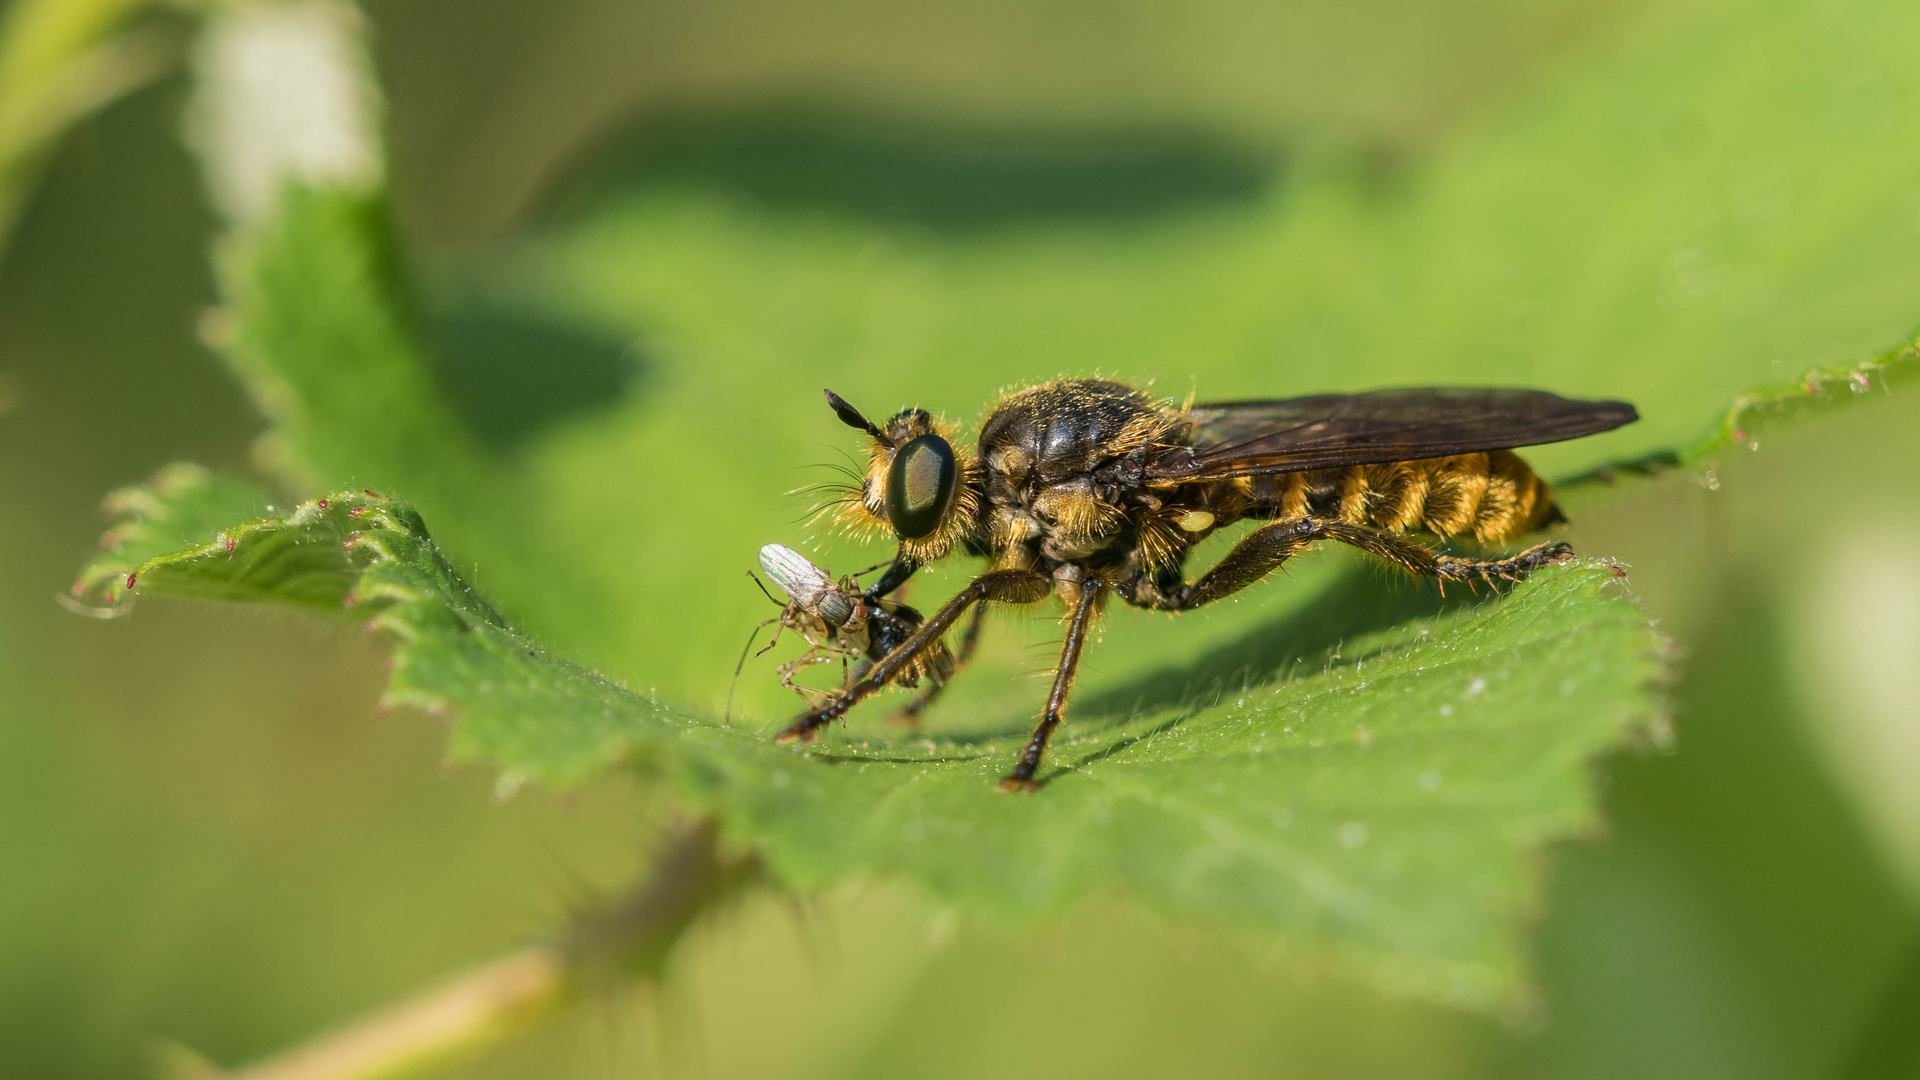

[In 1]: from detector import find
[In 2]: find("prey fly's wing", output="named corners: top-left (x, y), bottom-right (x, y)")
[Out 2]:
top-left (1145, 388), bottom-right (1638, 481)
top-left (759, 543), bottom-right (834, 605)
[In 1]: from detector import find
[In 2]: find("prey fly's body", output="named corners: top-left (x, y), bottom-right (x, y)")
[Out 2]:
top-left (780, 378), bottom-right (1637, 790)
top-left (752, 543), bottom-right (954, 706)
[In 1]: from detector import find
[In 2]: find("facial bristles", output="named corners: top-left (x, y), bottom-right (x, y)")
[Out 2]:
top-left (832, 408), bottom-right (979, 562)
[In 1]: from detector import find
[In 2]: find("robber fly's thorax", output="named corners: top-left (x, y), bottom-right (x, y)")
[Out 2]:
top-left (976, 380), bottom-right (1178, 568)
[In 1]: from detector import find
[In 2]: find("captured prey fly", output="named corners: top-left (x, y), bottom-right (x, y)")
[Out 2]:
top-left (781, 378), bottom-right (1638, 790)
top-left (748, 543), bottom-right (955, 712)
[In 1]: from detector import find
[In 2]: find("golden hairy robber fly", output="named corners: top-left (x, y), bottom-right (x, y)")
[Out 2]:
top-left (779, 378), bottom-right (1637, 791)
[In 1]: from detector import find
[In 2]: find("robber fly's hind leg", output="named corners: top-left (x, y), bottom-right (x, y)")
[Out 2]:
top-left (1121, 517), bottom-right (1332, 611)
top-left (891, 602), bottom-right (988, 729)
top-left (1315, 522), bottom-right (1572, 590)
top-left (1121, 516), bottom-right (1572, 612)
top-left (999, 581), bottom-right (1102, 792)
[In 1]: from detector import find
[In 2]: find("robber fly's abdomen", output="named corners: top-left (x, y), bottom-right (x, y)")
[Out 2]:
top-left (1246, 450), bottom-right (1557, 543)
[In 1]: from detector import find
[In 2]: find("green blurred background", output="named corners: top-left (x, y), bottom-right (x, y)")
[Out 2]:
top-left (3, 0), bottom-right (1919, 1076)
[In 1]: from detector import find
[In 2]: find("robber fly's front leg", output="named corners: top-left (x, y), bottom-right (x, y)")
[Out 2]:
top-left (778, 569), bottom-right (1050, 742)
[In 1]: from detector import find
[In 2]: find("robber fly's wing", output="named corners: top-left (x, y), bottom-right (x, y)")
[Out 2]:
top-left (1146, 388), bottom-right (1638, 481)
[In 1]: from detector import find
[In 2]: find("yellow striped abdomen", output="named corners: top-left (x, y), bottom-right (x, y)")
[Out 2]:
top-left (1250, 451), bottom-right (1556, 543)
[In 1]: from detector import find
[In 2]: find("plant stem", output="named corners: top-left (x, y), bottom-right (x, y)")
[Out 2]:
top-left (189, 948), bottom-right (566, 1080)
top-left (186, 817), bottom-right (754, 1080)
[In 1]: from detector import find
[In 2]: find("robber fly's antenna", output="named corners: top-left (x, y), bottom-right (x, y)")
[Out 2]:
top-left (824, 389), bottom-right (890, 443)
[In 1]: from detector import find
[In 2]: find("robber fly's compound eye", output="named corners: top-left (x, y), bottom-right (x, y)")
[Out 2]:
top-left (885, 433), bottom-right (958, 540)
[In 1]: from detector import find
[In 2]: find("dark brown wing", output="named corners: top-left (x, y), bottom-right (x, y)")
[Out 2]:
top-left (1146, 388), bottom-right (1637, 481)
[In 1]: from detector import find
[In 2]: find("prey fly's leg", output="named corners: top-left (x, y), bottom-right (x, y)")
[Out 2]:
top-left (891, 602), bottom-right (989, 728)
top-left (778, 569), bottom-right (1050, 743)
top-left (776, 650), bottom-right (836, 704)
top-left (999, 581), bottom-right (1103, 792)
top-left (1121, 516), bottom-right (1571, 612)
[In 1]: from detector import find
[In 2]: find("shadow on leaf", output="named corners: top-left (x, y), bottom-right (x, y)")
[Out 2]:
top-left (859, 558), bottom-right (1514, 765)
top-left (538, 102), bottom-right (1280, 233)
top-left (428, 303), bottom-right (646, 451)
top-left (1076, 562), bottom-right (1505, 722)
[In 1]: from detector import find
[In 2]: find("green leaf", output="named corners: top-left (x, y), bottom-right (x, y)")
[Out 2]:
top-left (211, 184), bottom-right (484, 505)
top-left (84, 472), bottom-right (1667, 1009)
top-left (70, 463), bottom-right (270, 608)
top-left (79, 481), bottom-right (685, 785)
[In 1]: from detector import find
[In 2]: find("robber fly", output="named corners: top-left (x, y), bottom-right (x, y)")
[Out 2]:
top-left (748, 542), bottom-right (955, 709)
top-left (780, 378), bottom-right (1637, 790)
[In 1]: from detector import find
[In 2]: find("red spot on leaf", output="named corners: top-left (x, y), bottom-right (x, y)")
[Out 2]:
top-left (225, 536), bottom-right (236, 553)
top-left (363, 489), bottom-right (381, 498)
top-left (317, 498), bottom-right (329, 509)
top-left (125, 572), bottom-right (138, 589)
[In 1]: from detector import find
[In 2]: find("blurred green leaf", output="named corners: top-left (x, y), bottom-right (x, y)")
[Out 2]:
top-left (79, 475), bottom-right (1666, 1010)
top-left (213, 185), bottom-right (482, 502)
top-left (188, 0), bottom-right (1920, 721)
top-left (401, 0), bottom-right (1920, 724)
top-left (1558, 332), bottom-right (1920, 489)
top-left (1677, 334), bottom-right (1920, 463)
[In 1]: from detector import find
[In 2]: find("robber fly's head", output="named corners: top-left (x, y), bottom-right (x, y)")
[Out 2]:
top-left (823, 389), bottom-right (977, 562)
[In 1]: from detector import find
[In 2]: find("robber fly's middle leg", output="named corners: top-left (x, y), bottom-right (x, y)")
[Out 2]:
top-left (778, 569), bottom-right (1051, 743)
top-left (1120, 516), bottom-right (1572, 612)
top-left (998, 580), bottom-right (1103, 792)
